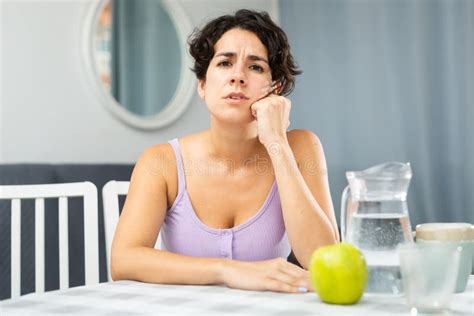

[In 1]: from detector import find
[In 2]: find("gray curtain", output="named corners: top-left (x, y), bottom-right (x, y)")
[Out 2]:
top-left (280, 0), bottom-right (474, 226)
top-left (111, 0), bottom-right (181, 116)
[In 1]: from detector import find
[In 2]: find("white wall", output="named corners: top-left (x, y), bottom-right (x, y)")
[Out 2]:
top-left (0, 0), bottom-right (278, 163)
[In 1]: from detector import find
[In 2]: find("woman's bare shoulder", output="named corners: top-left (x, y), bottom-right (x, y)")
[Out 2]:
top-left (135, 142), bottom-right (176, 180)
top-left (143, 142), bottom-right (175, 159)
top-left (138, 131), bottom-right (208, 179)
top-left (287, 129), bottom-right (323, 156)
top-left (287, 129), bottom-right (328, 178)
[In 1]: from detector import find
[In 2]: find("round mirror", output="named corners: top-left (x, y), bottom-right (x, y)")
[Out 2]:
top-left (83, 0), bottom-right (195, 130)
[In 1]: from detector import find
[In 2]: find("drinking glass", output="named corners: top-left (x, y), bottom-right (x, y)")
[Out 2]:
top-left (398, 243), bottom-right (461, 313)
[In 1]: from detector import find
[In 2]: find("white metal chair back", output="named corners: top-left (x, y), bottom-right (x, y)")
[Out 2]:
top-left (0, 182), bottom-right (99, 299)
top-left (102, 181), bottom-right (162, 281)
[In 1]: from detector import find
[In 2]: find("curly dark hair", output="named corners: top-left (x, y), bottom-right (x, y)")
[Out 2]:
top-left (188, 9), bottom-right (302, 96)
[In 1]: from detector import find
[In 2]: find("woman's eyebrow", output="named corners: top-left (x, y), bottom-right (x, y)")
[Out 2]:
top-left (248, 55), bottom-right (269, 64)
top-left (214, 52), bottom-right (269, 64)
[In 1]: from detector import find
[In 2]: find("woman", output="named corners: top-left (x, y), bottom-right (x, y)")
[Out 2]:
top-left (111, 9), bottom-right (339, 294)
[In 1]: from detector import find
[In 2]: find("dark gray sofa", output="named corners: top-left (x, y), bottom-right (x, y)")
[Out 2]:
top-left (0, 164), bottom-right (134, 300)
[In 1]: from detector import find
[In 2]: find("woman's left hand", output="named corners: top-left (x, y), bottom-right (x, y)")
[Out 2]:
top-left (250, 94), bottom-right (291, 150)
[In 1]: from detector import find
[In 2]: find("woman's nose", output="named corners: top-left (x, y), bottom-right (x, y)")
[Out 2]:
top-left (230, 77), bottom-right (246, 85)
top-left (229, 67), bottom-right (247, 85)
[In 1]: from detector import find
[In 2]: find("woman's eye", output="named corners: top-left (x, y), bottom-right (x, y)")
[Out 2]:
top-left (250, 64), bottom-right (264, 73)
top-left (217, 61), bottom-right (232, 67)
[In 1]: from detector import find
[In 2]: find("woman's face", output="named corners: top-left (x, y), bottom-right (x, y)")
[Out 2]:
top-left (198, 28), bottom-right (273, 124)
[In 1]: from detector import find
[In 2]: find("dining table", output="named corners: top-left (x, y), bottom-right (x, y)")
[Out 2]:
top-left (1, 276), bottom-right (473, 315)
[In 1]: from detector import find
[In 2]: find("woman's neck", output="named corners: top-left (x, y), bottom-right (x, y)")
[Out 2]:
top-left (206, 119), bottom-right (265, 166)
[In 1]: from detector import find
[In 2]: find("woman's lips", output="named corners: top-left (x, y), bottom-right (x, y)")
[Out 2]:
top-left (226, 91), bottom-right (248, 98)
top-left (224, 96), bottom-right (250, 105)
top-left (223, 92), bottom-right (249, 105)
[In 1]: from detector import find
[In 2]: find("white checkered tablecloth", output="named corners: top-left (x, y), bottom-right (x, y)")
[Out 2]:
top-left (1, 277), bottom-right (473, 316)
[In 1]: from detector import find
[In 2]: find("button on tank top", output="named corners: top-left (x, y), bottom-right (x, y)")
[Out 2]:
top-left (160, 139), bottom-right (291, 261)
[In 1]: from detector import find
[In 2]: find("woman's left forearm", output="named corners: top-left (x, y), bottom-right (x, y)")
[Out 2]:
top-left (269, 141), bottom-right (337, 269)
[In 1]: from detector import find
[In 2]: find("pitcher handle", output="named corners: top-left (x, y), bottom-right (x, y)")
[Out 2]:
top-left (340, 185), bottom-right (351, 242)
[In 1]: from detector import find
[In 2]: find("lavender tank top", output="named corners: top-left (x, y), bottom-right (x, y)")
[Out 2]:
top-left (160, 138), bottom-right (291, 261)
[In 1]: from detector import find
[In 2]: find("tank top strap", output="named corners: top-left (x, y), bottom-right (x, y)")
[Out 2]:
top-left (168, 138), bottom-right (186, 192)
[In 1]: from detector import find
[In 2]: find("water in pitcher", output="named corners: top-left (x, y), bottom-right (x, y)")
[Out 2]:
top-left (346, 210), bottom-right (413, 294)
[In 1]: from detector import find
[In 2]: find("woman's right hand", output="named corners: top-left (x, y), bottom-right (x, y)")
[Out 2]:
top-left (220, 258), bottom-right (313, 293)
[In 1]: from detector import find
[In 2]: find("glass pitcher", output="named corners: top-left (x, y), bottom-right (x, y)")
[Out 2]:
top-left (341, 162), bottom-right (414, 295)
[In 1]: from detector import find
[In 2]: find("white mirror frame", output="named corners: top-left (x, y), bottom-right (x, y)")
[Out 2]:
top-left (82, 0), bottom-right (196, 130)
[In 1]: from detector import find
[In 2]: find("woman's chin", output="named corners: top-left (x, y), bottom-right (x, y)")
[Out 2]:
top-left (212, 111), bottom-right (255, 125)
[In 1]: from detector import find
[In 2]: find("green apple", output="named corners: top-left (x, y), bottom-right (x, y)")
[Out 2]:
top-left (309, 242), bottom-right (368, 305)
